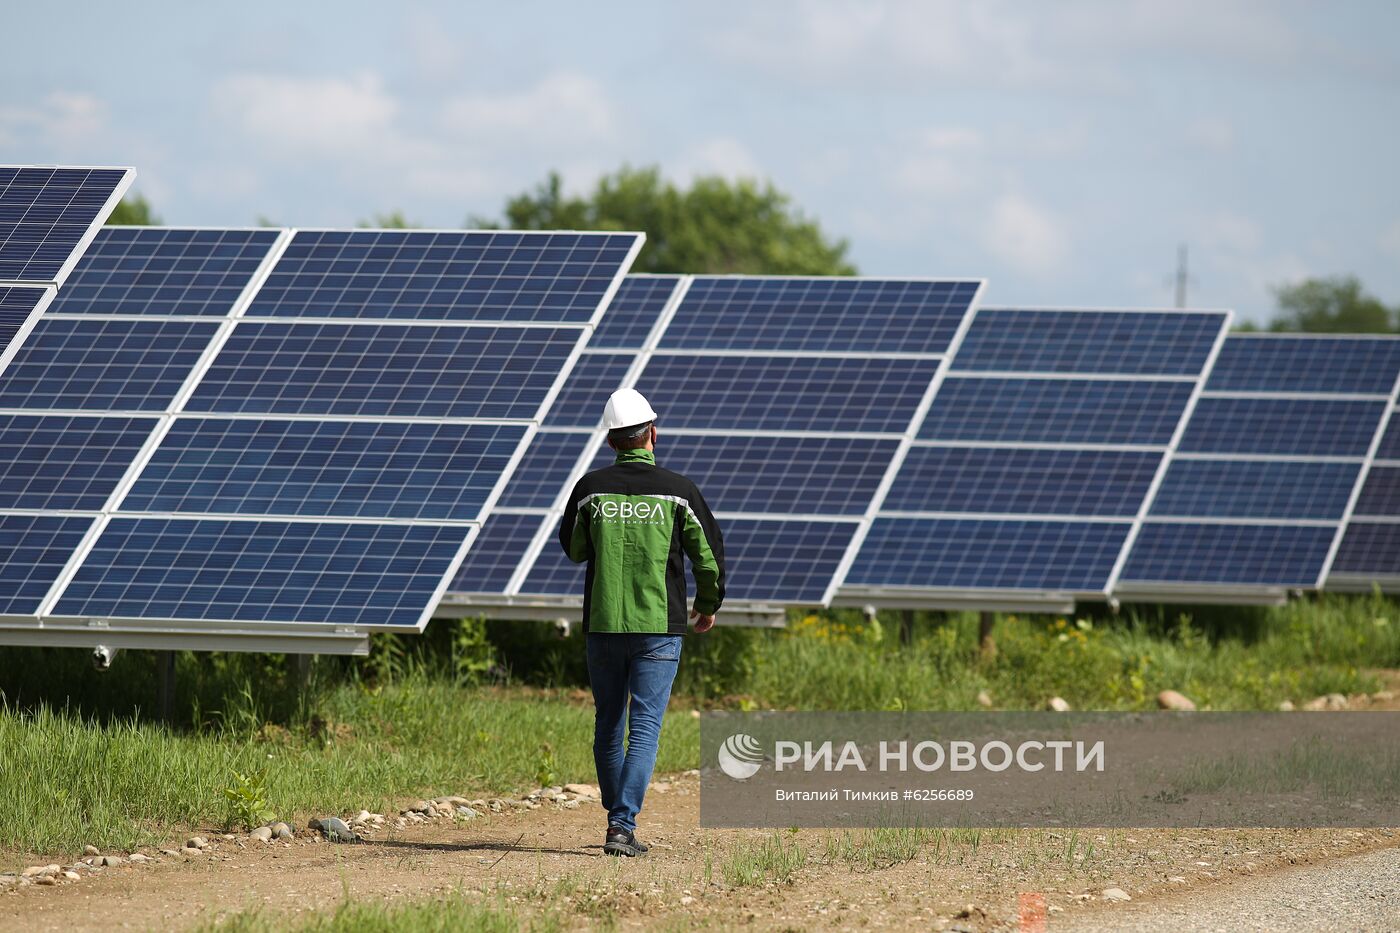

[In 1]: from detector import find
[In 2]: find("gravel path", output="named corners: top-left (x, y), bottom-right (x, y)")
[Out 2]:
top-left (1058, 846), bottom-right (1400, 932)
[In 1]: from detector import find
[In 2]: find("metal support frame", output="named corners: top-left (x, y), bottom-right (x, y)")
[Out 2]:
top-left (433, 593), bottom-right (787, 628)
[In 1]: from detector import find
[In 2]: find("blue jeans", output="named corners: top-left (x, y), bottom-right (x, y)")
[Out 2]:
top-left (585, 633), bottom-right (682, 833)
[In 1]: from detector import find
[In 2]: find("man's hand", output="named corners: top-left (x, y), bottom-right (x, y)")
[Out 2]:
top-left (690, 608), bottom-right (716, 633)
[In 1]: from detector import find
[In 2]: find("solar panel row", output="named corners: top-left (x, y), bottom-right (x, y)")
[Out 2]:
top-left (0, 166), bottom-right (133, 286)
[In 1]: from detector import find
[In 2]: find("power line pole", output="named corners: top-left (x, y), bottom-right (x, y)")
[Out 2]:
top-left (1174, 243), bottom-right (1189, 308)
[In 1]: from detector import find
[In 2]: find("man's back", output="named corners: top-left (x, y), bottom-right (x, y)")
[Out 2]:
top-left (559, 447), bottom-right (725, 634)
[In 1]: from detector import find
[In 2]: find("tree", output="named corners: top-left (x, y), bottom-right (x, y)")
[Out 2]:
top-left (106, 195), bottom-right (159, 226)
top-left (474, 167), bottom-right (856, 275)
top-left (1269, 276), bottom-right (1395, 333)
top-left (358, 210), bottom-right (418, 229)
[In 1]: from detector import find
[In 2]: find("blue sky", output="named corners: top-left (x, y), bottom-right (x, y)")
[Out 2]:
top-left (4, 1), bottom-right (1397, 323)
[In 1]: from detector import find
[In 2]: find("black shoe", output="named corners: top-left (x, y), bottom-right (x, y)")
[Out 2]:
top-left (603, 825), bottom-right (648, 857)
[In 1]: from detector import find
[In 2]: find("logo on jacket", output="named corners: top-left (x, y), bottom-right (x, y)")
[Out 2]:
top-left (590, 499), bottom-right (666, 523)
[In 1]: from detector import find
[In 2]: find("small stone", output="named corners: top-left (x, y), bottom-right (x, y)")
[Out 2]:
top-left (454, 806), bottom-right (479, 819)
top-left (976, 689), bottom-right (993, 708)
top-left (82, 845), bottom-right (99, 857)
top-left (271, 822), bottom-right (293, 840)
top-left (62, 871), bottom-right (80, 881)
top-left (182, 847), bottom-right (204, 857)
top-left (318, 817), bottom-right (356, 843)
top-left (1156, 690), bottom-right (1196, 711)
top-left (99, 855), bottom-right (124, 867)
top-left (21, 865), bottom-right (60, 878)
top-left (1373, 690), bottom-right (1395, 701)
top-left (127, 853), bottom-right (151, 863)
top-left (1168, 875), bottom-right (1187, 883)
top-left (559, 799), bottom-right (580, 810)
top-left (187, 836), bottom-right (209, 849)
top-left (249, 826), bottom-right (273, 842)
top-left (563, 783), bottom-right (599, 799)
top-left (159, 849), bottom-right (179, 857)
top-left (1304, 694), bottom-right (1348, 711)
top-left (1046, 696), bottom-right (1071, 712)
top-left (1278, 700), bottom-right (1295, 711)
top-left (354, 809), bottom-right (373, 823)
top-left (411, 800), bottom-right (431, 813)
top-left (680, 895), bottom-right (694, 906)
top-left (1102, 887), bottom-right (1131, 902)
top-left (690, 709), bottom-right (701, 719)
top-left (34, 875), bottom-right (57, 886)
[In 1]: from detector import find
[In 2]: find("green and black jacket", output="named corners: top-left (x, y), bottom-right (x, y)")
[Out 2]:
top-left (559, 448), bottom-right (725, 635)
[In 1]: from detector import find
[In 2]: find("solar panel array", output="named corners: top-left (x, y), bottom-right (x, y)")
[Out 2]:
top-left (0, 227), bottom-right (641, 652)
top-left (444, 274), bottom-right (986, 619)
top-left (837, 308), bottom-right (1231, 611)
top-left (1117, 334), bottom-right (1400, 601)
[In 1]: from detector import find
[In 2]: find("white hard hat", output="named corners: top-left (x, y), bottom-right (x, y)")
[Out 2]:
top-left (602, 388), bottom-right (657, 431)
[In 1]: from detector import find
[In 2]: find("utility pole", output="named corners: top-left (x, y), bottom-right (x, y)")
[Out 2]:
top-left (1174, 243), bottom-right (1189, 309)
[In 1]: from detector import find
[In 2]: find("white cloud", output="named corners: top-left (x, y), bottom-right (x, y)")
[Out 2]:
top-left (440, 73), bottom-right (616, 145)
top-left (1381, 221), bottom-right (1400, 261)
top-left (892, 126), bottom-right (986, 198)
top-left (1198, 211), bottom-right (1263, 254)
top-left (0, 91), bottom-right (109, 149)
top-left (211, 73), bottom-right (398, 154)
top-left (980, 193), bottom-right (1069, 274)
top-left (672, 137), bottom-right (762, 180)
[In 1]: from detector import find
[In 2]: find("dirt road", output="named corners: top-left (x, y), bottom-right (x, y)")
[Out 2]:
top-left (1, 774), bottom-right (1395, 930)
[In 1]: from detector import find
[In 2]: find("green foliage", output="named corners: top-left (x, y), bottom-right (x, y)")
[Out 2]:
top-left (106, 195), bottom-right (159, 226)
top-left (358, 210), bottom-right (418, 229)
top-left (1268, 275), bottom-right (1396, 333)
top-left (534, 742), bottom-right (558, 789)
top-left (222, 769), bottom-right (275, 831)
top-left (204, 893), bottom-right (564, 932)
top-left (722, 832), bottom-right (807, 886)
top-left (475, 166), bottom-right (856, 275)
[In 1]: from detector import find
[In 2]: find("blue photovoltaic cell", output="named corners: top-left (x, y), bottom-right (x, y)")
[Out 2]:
top-left (1372, 417), bottom-right (1400, 460)
top-left (660, 278), bottom-right (978, 353)
top-left (1121, 522), bottom-right (1334, 586)
top-left (0, 318), bottom-right (219, 411)
top-left (449, 512), bottom-right (545, 593)
top-left (0, 514), bottom-right (94, 615)
top-left (54, 517), bottom-right (466, 627)
top-left (0, 285), bottom-right (47, 355)
top-left (885, 446), bottom-right (1160, 517)
top-left (185, 322), bottom-right (578, 419)
top-left (245, 230), bottom-right (637, 322)
top-left (846, 518), bottom-right (1131, 591)
top-left (919, 378), bottom-right (1193, 445)
top-left (1206, 337), bottom-right (1400, 394)
top-left (582, 435), bottom-right (900, 516)
top-left (497, 431), bottom-right (595, 509)
top-left (522, 518), bottom-right (856, 604)
top-left (123, 419), bottom-right (527, 521)
top-left (954, 310), bottom-right (1225, 376)
top-left (1352, 466), bottom-right (1400, 518)
top-left (589, 275), bottom-right (680, 349)
top-left (0, 414), bottom-right (158, 510)
top-left (1151, 459), bottom-right (1359, 521)
top-left (1179, 397), bottom-right (1384, 456)
top-left (1331, 523), bottom-right (1400, 576)
top-left (0, 167), bottom-right (128, 282)
top-left (636, 356), bottom-right (941, 433)
top-left (51, 227), bottom-right (281, 317)
top-left (542, 353), bottom-right (635, 427)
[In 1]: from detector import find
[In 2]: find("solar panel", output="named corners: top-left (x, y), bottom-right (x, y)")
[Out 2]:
top-left (122, 419), bottom-right (528, 521)
top-left (0, 285), bottom-right (54, 363)
top-left (246, 230), bottom-right (638, 322)
top-left (659, 277), bottom-right (977, 353)
top-left (1330, 522), bottom-right (1400, 578)
top-left (0, 166), bottom-right (133, 285)
top-left (0, 226), bottom-right (642, 650)
top-left (918, 378), bottom-right (1195, 445)
top-left (1122, 334), bottom-right (1400, 601)
top-left (445, 275), bottom-right (986, 617)
top-left (53, 517), bottom-right (468, 628)
top-left (50, 227), bottom-right (282, 316)
top-left (184, 322), bottom-right (581, 420)
top-left (0, 414), bottom-right (159, 510)
top-left (635, 355), bottom-right (941, 433)
top-left (954, 309), bottom-right (1223, 375)
top-left (0, 318), bottom-right (221, 411)
top-left (450, 512), bottom-right (547, 595)
top-left (0, 514), bottom-right (94, 615)
top-left (848, 518), bottom-right (1133, 592)
top-left (1328, 394), bottom-right (1400, 591)
top-left (495, 431), bottom-right (596, 509)
top-left (588, 275), bottom-right (682, 349)
top-left (838, 307), bottom-right (1231, 609)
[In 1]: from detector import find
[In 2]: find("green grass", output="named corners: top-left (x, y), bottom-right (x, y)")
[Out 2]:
top-left (202, 892), bottom-right (565, 932)
top-left (0, 679), bottom-right (697, 857)
top-left (721, 831), bottom-right (807, 886)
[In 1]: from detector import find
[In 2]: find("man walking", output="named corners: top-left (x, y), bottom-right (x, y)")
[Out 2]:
top-left (559, 388), bottom-right (725, 857)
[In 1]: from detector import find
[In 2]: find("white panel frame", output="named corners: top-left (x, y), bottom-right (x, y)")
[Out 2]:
top-left (0, 165), bottom-right (135, 289)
